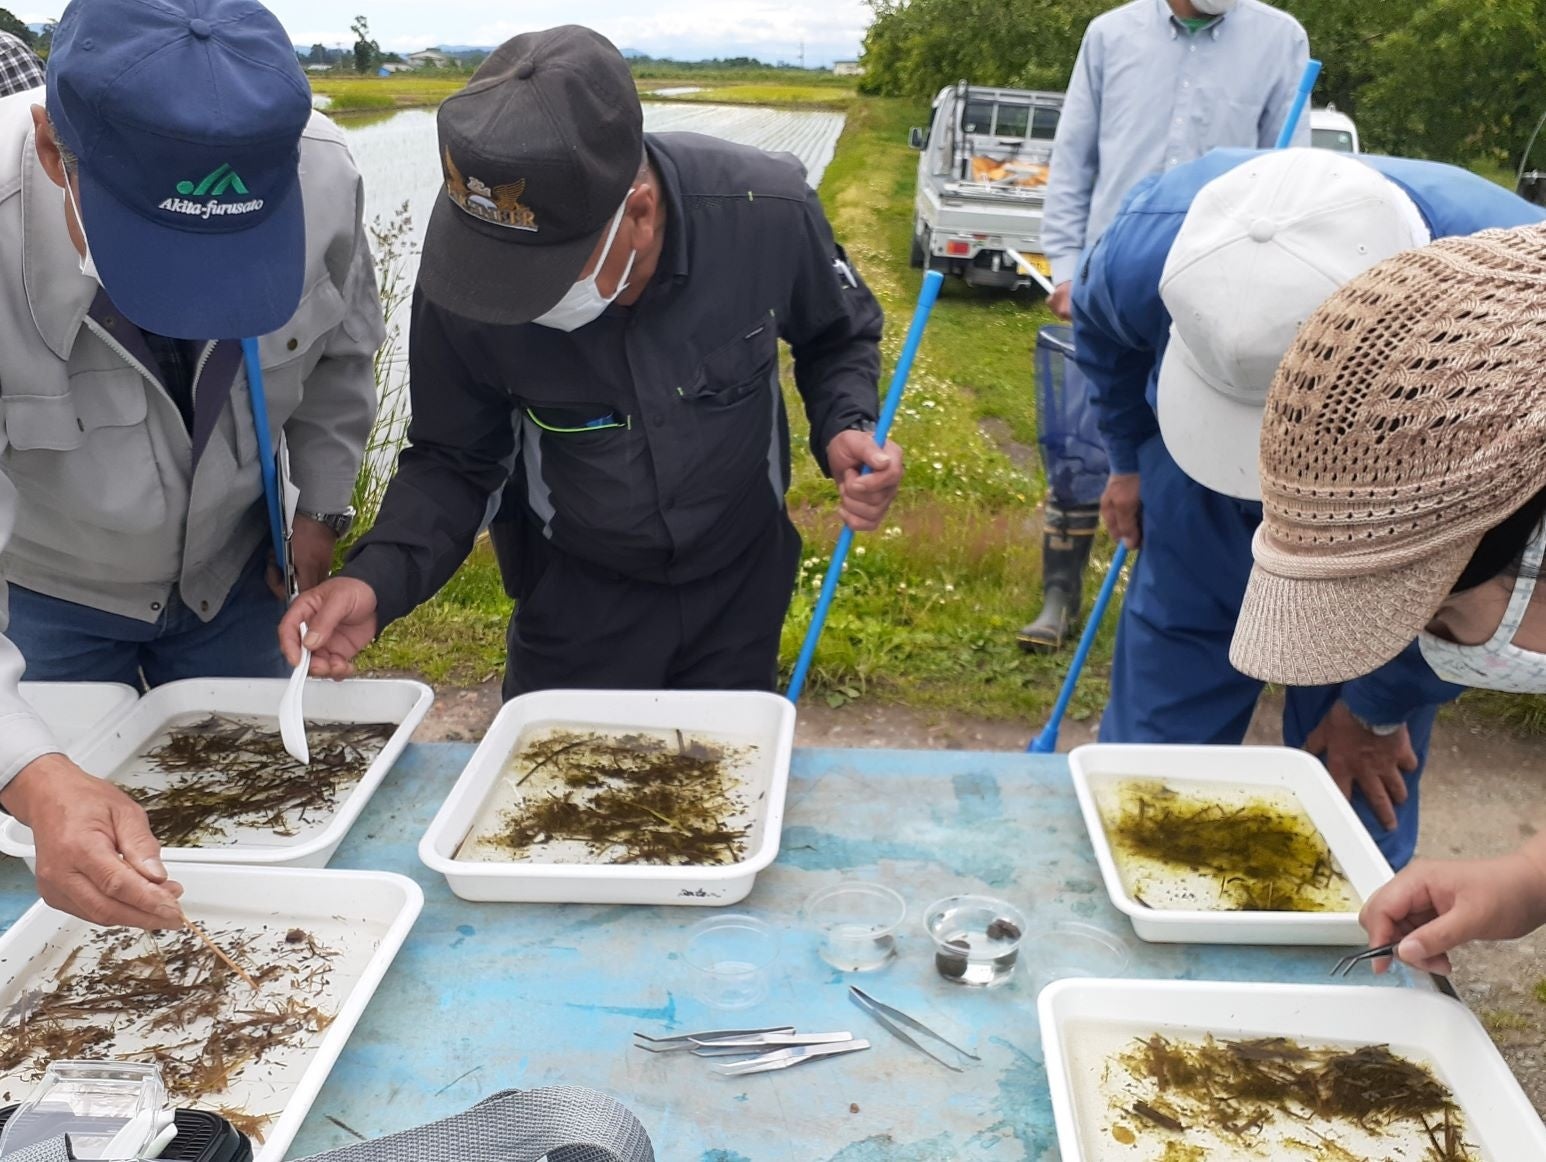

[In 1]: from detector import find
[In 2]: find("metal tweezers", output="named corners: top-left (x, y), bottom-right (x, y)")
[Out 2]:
top-left (1331, 942), bottom-right (1400, 977)
top-left (632, 1026), bottom-right (794, 1053)
top-left (849, 986), bottom-right (980, 1072)
top-left (713, 1039), bottom-right (871, 1077)
top-left (688, 1032), bottom-right (856, 1057)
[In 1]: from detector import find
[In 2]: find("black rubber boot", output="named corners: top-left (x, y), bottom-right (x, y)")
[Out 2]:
top-left (1017, 502), bottom-right (1100, 653)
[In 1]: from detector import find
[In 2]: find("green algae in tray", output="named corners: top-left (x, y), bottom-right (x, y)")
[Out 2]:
top-left (113, 713), bottom-right (396, 848)
top-left (1094, 778), bottom-right (1360, 913)
top-left (1068, 1020), bottom-right (1482, 1161)
top-left (455, 723), bottom-right (763, 866)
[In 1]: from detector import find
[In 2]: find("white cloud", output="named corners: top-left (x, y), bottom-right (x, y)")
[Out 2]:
top-left (264, 0), bottom-right (869, 63)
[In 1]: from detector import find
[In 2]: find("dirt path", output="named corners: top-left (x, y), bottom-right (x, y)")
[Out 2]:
top-left (411, 680), bottom-right (1546, 1114)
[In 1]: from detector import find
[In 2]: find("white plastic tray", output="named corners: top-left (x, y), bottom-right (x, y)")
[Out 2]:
top-left (0, 864), bottom-right (422, 1162)
top-left (1040, 978), bottom-right (1546, 1161)
top-left (1068, 744), bottom-right (1394, 945)
top-left (19, 680), bottom-right (139, 753)
top-left (0, 677), bottom-right (432, 868)
top-left (420, 689), bottom-right (795, 905)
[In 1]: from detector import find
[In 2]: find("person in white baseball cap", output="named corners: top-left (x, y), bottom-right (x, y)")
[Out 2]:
top-left (1073, 145), bottom-right (1543, 868)
top-left (1156, 149), bottom-right (1431, 500)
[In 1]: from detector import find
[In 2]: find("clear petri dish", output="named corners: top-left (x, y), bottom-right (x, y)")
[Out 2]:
top-left (804, 881), bottom-right (907, 972)
top-left (1025, 919), bottom-right (1132, 994)
top-left (683, 913), bottom-right (781, 1010)
top-left (924, 894), bottom-right (1028, 987)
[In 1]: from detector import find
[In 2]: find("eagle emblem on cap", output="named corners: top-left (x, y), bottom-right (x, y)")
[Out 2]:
top-left (444, 149), bottom-right (537, 232)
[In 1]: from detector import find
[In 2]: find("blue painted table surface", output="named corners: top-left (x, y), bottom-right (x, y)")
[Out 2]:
top-left (0, 743), bottom-right (1428, 1161)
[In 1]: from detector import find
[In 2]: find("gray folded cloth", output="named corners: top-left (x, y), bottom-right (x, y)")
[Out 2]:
top-left (1, 1087), bottom-right (655, 1162)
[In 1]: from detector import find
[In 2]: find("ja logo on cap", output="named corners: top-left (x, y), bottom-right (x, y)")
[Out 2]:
top-left (176, 163), bottom-right (249, 197)
top-left (444, 149), bottom-right (537, 232)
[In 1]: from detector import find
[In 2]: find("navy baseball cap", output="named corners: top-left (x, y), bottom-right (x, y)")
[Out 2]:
top-left (47, 0), bottom-right (312, 339)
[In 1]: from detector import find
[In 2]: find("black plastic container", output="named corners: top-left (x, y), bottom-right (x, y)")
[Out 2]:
top-left (0, 1106), bottom-right (251, 1162)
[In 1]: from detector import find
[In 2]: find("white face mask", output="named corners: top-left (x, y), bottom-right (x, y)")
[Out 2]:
top-left (62, 178), bottom-right (101, 285)
top-left (1191, 0), bottom-right (1238, 14)
top-left (1420, 518), bottom-right (1546, 692)
top-left (531, 190), bottom-right (636, 332)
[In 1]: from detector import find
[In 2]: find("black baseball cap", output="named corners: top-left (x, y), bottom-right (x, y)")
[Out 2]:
top-left (47, 0), bottom-right (312, 339)
top-left (419, 25), bottom-right (644, 326)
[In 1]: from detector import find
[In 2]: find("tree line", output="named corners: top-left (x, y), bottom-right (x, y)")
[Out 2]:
top-left (859, 0), bottom-right (1546, 173)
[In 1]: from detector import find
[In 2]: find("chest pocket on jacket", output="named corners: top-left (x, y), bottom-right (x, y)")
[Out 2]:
top-left (234, 278), bottom-right (349, 465)
top-left (683, 318), bottom-right (779, 407)
top-left (3, 382), bottom-right (166, 533)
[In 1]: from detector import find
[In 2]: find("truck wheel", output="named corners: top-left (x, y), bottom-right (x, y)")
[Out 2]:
top-left (909, 228), bottom-right (926, 269)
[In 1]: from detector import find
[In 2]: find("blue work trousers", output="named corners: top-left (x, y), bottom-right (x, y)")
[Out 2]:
top-left (1098, 436), bottom-right (1435, 869)
top-left (7, 550), bottom-right (287, 688)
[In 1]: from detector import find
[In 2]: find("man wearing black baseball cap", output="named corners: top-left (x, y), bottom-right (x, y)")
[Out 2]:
top-left (0, 0), bottom-right (383, 929)
top-left (287, 26), bottom-right (900, 696)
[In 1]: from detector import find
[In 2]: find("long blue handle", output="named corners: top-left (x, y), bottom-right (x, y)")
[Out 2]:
top-left (785, 269), bottom-right (945, 703)
top-left (242, 337), bottom-right (288, 578)
top-left (1274, 58), bottom-right (1322, 149)
top-left (1027, 542), bottom-right (1129, 754)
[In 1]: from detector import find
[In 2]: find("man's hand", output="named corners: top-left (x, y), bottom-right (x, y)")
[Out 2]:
top-left (266, 515), bottom-right (339, 598)
top-left (0, 754), bottom-right (184, 929)
top-left (279, 576), bottom-right (379, 679)
top-left (1100, 472), bottom-right (1142, 548)
top-left (1359, 843), bottom-right (1546, 977)
top-left (826, 429), bottom-right (904, 532)
top-left (1305, 700), bottom-right (1417, 832)
top-left (1048, 280), bottom-right (1073, 321)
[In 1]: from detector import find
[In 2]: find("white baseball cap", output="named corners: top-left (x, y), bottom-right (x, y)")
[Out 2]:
top-left (1156, 148), bottom-right (1430, 500)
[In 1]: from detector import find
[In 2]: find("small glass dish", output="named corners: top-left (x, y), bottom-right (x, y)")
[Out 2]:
top-left (804, 881), bottom-right (907, 972)
top-left (683, 914), bottom-right (781, 1010)
top-left (924, 894), bottom-right (1028, 987)
top-left (1025, 919), bottom-right (1131, 994)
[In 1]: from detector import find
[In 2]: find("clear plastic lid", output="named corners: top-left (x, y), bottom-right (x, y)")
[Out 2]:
top-left (0, 1061), bottom-right (167, 1160)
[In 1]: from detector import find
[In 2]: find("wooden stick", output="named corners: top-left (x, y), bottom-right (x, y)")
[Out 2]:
top-left (179, 909), bottom-right (259, 992)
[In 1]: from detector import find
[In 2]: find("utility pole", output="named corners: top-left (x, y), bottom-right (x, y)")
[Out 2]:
top-left (799, 40), bottom-right (805, 70)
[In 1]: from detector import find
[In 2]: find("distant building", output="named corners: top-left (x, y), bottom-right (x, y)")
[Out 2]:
top-left (305, 63), bottom-right (332, 73)
top-left (378, 62), bottom-right (414, 75)
top-left (832, 60), bottom-right (863, 77)
top-left (406, 49), bottom-right (453, 69)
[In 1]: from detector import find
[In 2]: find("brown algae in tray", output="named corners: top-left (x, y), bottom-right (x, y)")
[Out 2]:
top-left (1095, 778), bottom-right (1359, 913)
top-left (1084, 1029), bottom-right (1479, 1161)
top-left (114, 713), bottom-right (396, 846)
top-left (0, 924), bottom-right (339, 1138)
top-left (456, 724), bottom-right (760, 866)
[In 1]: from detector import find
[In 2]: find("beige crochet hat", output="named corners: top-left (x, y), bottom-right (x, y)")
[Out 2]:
top-left (1231, 223), bottom-right (1546, 686)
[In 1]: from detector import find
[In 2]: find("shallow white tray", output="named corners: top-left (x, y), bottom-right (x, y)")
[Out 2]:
top-left (420, 688), bottom-right (795, 905)
top-left (0, 677), bottom-right (432, 868)
top-left (0, 864), bottom-right (422, 1162)
top-left (19, 680), bottom-right (139, 753)
top-left (1068, 744), bottom-right (1393, 945)
top-left (1039, 978), bottom-right (1546, 1162)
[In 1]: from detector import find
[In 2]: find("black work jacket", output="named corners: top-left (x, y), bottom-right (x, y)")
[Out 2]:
top-left (347, 131), bottom-right (883, 624)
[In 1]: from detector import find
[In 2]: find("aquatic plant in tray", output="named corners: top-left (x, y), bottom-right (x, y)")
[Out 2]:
top-left (116, 713), bottom-right (395, 847)
top-left (456, 725), bottom-right (762, 866)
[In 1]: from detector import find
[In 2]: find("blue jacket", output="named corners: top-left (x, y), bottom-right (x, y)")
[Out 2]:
top-left (1073, 148), bottom-right (1546, 725)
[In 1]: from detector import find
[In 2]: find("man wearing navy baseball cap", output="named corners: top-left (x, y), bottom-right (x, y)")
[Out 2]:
top-left (285, 26), bottom-right (902, 699)
top-left (0, 0), bottom-right (384, 930)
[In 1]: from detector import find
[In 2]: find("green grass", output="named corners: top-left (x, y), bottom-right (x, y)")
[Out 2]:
top-left (310, 74), bottom-right (470, 109)
top-left (359, 92), bottom-right (1119, 723)
top-left (661, 84), bottom-right (857, 109)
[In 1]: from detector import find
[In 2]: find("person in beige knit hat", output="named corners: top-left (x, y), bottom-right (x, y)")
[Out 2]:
top-left (1233, 222), bottom-right (1546, 971)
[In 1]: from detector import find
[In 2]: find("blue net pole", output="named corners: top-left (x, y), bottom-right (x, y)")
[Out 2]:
top-left (786, 270), bottom-right (945, 704)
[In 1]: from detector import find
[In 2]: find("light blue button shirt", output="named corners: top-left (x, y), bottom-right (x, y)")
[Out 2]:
top-left (1042, 0), bottom-right (1309, 285)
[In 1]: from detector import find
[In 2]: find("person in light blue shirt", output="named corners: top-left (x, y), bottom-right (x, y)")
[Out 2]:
top-left (1075, 147), bottom-right (1545, 869)
top-left (1020, 0), bottom-right (1307, 654)
top-left (1043, 0), bottom-right (1309, 310)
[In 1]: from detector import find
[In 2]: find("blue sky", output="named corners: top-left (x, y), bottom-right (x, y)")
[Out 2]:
top-left (22, 1), bottom-right (872, 66)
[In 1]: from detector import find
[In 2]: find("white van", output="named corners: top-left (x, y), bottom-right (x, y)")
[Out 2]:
top-left (1310, 106), bottom-right (1360, 154)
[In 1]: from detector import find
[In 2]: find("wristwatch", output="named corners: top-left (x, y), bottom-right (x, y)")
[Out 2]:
top-left (1348, 710), bottom-right (1404, 737)
top-left (297, 507), bottom-right (356, 538)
